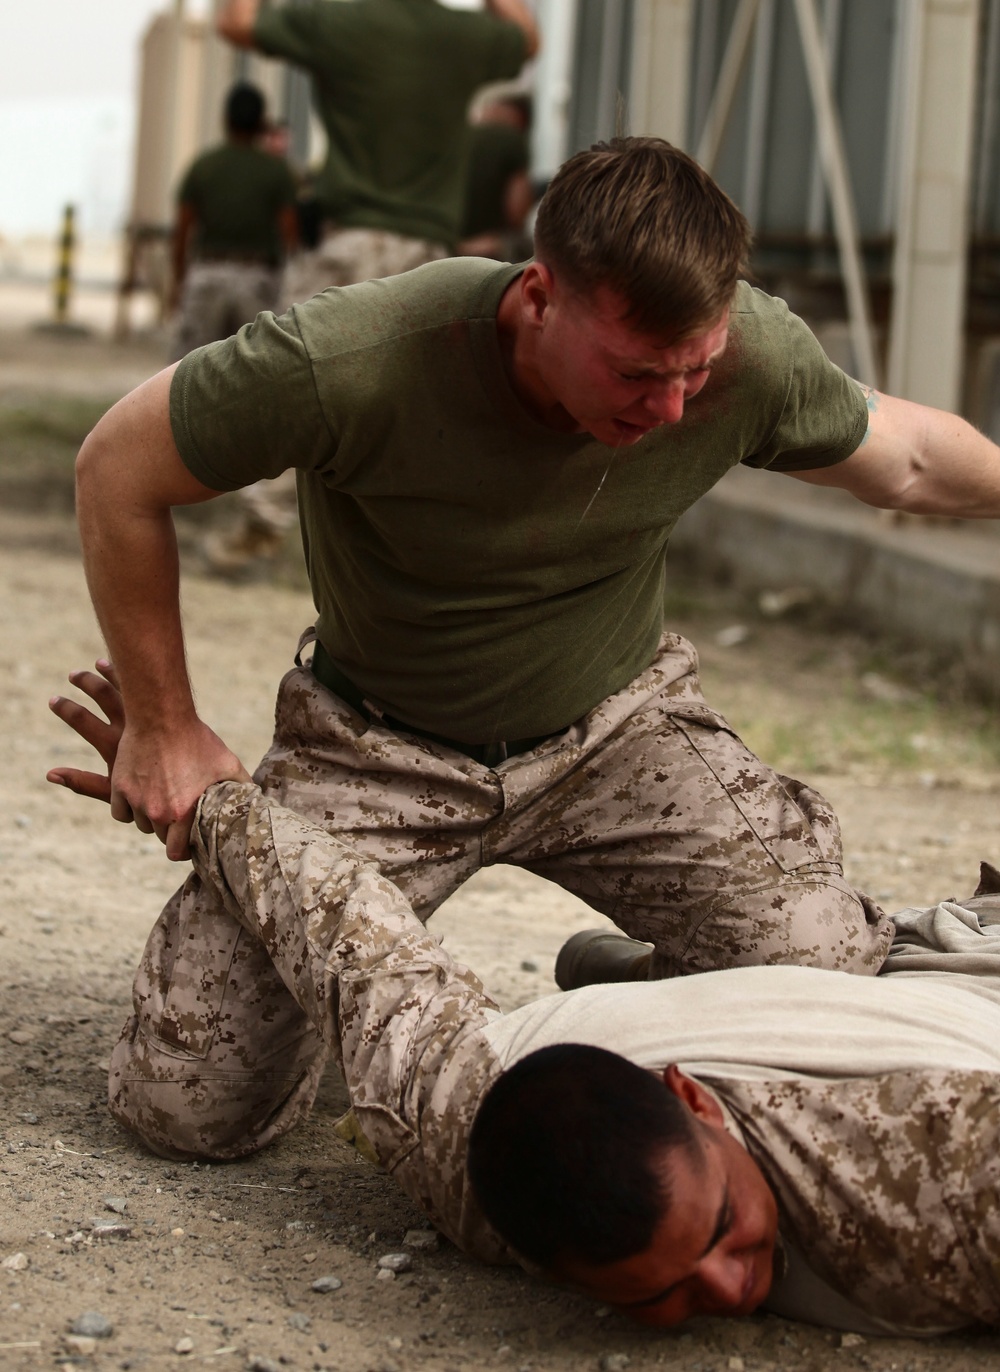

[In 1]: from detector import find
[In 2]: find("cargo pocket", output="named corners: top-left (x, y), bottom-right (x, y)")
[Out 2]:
top-left (664, 703), bottom-right (843, 876)
top-left (154, 894), bottom-right (242, 1059)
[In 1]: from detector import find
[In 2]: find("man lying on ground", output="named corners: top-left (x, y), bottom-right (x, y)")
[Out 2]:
top-left (50, 667), bottom-right (1000, 1339)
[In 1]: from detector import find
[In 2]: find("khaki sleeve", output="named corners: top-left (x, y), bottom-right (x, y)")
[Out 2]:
top-left (191, 781), bottom-right (512, 1261)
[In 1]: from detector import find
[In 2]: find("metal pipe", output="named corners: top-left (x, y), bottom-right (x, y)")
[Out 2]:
top-left (792, 0), bottom-right (880, 384)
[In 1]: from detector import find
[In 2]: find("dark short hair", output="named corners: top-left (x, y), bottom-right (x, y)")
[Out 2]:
top-left (534, 137), bottom-right (751, 341)
top-left (225, 82), bottom-right (266, 136)
top-left (467, 1044), bottom-right (697, 1269)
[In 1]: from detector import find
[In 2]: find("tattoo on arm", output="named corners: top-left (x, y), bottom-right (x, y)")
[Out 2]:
top-left (857, 385), bottom-right (880, 447)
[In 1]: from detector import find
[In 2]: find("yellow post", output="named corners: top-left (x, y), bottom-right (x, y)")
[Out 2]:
top-left (53, 204), bottom-right (76, 324)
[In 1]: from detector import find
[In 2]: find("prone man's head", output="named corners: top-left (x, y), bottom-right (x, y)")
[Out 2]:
top-left (225, 82), bottom-right (266, 139)
top-left (467, 1045), bottom-right (778, 1326)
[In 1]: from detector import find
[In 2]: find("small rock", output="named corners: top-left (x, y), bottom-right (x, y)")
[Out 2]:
top-left (286, 1313), bottom-right (311, 1332)
top-left (520, 959), bottom-right (539, 973)
top-left (310, 1275), bottom-right (343, 1294)
top-left (63, 1335), bottom-right (97, 1356)
top-left (2, 1252), bottom-right (29, 1271)
top-left (103, 1197), bottom-right (128, 1214)
top-left (69, 1311), bottom-right (114, 1339)
top-left (839, 1332), bottom-right (866, 1348)
top-left (377, 1252), bottom-right (412, 1273)
top-left (90, 1218), bottom-right (132, 1239)
top-left (403, 1229), bottom-right (439, 1252)
top-left (17, 1112), bottom-right (39, 1124)
top-left (599, 1356), bottom-right (630, 1372)
top-left (386, 1336), bottom-right (403, 1351)
top-left (247, 1358), bottom-right (282, 1372)
top-left (376, 1267), bottom-right (395, 1281)
top-left (758, 586), bottom-right (814, 618)
top-left (175, 1336), bottom-right (195, 1354)
top-left (859, 671), bottom-right (915, 705)
top-left (7, 1029), bottom-right (35, 1045)
top-left (14, 814), bottom-right (31, 829)
top-left (170, 1227), bottom-right (185, 1238)
top-left (714, 623), bottom-right (749, 648)
top-left (728, 1358), bottom-right (746, 1372)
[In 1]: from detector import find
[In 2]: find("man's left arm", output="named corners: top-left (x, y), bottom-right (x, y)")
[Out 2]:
top-left (790, 387), bottom-right (1000, 518)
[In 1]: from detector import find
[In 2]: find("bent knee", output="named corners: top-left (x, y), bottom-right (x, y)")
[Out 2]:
top-left (109, 1017), bottom-right (323, 1160)
top-left (677, 878), bottom-right (894, 977)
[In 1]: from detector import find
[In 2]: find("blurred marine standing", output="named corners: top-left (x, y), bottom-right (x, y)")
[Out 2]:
top-left (217, 0), bottom-right (538, 303)
top-left (210, 0), bottom-right (538, 572)
top-left (170, 83), bottom-right (298, 362)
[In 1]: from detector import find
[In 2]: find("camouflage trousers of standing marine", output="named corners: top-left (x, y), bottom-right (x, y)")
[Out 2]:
top-left (109, 630), bottom-right (894, 1161)
top-left (169, 260), bottom-right (282, 364)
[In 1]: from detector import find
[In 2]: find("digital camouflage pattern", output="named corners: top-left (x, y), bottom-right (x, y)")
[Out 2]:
top-left (171, 260), bottom-right (282, 362)
top-left (719, 1068), bottom-right (1000, 1332)
top-left (110, 629), bottom-right (890, 1164)
top-left (280, 226), bottom-right (448, 311)
top-left (110, 775), bottom-right (1000, 1331)
top-left (111, 778), bottom-right (511, 1258)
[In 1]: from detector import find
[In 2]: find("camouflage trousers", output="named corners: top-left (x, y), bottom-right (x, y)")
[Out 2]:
top-left (110, 630), bottom-right (893, 1161)
top-left (229, 228), bottom-right (451, 548)
top-left (279, 224), bottom-right (449, 310)
top-left (169, 260), bottom-right (281, 363)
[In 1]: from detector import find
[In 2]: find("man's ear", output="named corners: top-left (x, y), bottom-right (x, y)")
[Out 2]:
top-left (662, 1064), bottom-right (724, 1127)
top-left (519, 262), bottom-right (556, 329)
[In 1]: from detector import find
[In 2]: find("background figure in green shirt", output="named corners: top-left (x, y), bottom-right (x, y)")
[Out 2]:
top-left (217, 0), bottom-right (537, 303)
top-left (169, 82), bottom-right (298, 364)
top-left (459, 89), bottom-right (534, 262)
top-left (209, 0), bottom-right (536, 572)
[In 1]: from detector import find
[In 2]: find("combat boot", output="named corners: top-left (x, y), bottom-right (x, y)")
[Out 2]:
top-left (554, 928), bottom-right (653, 991)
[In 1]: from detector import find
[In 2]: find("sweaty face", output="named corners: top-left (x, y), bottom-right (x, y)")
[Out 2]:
top-left (561, 1075), bottom-right (778, 1327)
top-left (533, 285), bottom-right (730, 447)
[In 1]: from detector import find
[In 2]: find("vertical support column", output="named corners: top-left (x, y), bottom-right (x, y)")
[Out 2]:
top-left (532, 0), bottom-right (579, 171)
top-left (629, 0), bottom-right (694, 146)
top-left (887, 0), bottom-right (981, 410)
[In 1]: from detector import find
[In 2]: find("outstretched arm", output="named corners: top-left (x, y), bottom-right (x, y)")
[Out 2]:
top-left (216, 0), bottom-right (261, 49)
top-left (67, 370), bottom-right (246, 860)
top-left (791, 387), bottom-right (1000, 517)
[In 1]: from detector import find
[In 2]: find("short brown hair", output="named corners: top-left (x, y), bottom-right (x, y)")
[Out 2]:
top-left (534, 137), bottom-right (751, 341)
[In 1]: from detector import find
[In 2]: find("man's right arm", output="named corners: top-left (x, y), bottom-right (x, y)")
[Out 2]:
top-left (73, 366), bottom-right (244, 860)
top-left (216, 0), bottom-right (261, 49)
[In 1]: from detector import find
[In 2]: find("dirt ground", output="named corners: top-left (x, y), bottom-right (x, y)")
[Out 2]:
top-left (3, 299), bottom-right (1000, 1372)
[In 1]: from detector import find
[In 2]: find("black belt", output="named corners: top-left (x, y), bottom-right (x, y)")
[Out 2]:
top-left (310, 640), bottom-right (553, 768)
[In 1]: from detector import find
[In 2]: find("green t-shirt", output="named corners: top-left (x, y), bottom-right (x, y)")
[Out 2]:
top-left (253, 0), bottom-right (526, 248)
top-left (177, 143), bottom-right (297, 264)
top-left (170, 261), bottom-right (868, 742)
top-left (462, 122), bottom-right (530, 238)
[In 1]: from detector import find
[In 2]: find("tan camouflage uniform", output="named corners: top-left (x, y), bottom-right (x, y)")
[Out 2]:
top-left (231, 229), bottom-right (451, 548)
top-left (170, 260), bottom-right (282, 364)
top-left (111, 779), bottom-right (1000, 1332)
top-left (721, 1068), bottom-right (1000, 1333)
top-left (110, 629), bottom-right (890, 1158)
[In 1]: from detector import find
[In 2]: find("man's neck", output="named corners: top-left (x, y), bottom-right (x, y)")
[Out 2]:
top-left (494, 280), bottom-right (578, 433)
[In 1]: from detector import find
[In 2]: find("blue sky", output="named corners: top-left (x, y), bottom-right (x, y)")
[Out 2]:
top-left (2, 1), bottom-right (206, 237)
